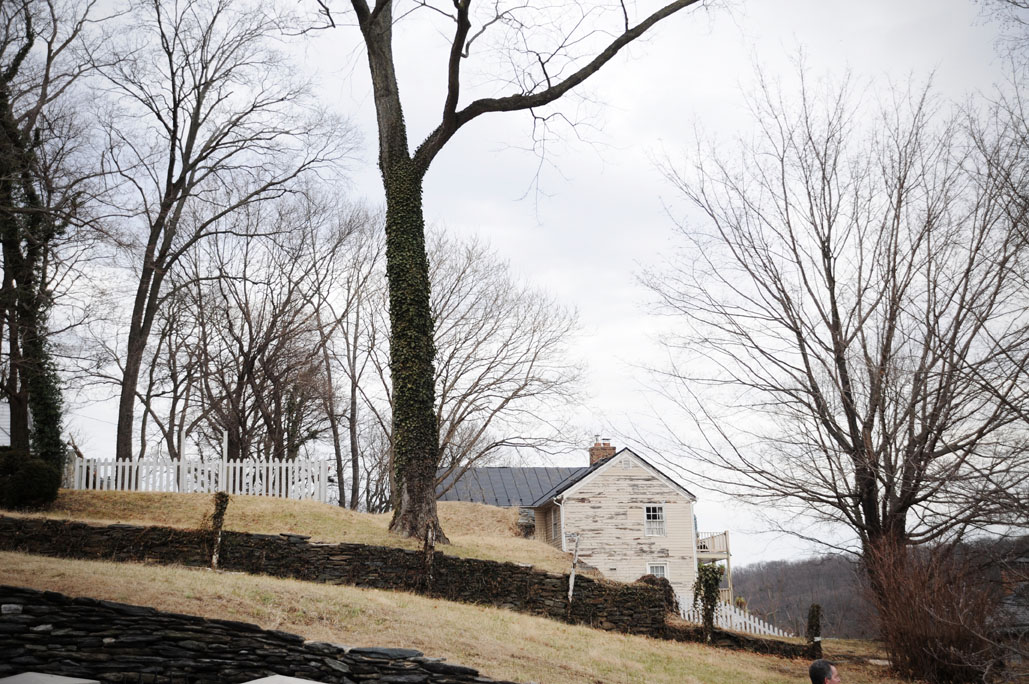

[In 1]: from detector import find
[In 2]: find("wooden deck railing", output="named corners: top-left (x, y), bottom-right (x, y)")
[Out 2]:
top-left (697, 530), bottom-right (730, 554)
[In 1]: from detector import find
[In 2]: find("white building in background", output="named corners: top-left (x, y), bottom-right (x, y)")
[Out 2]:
top-left (0, 401), bottom-right (11, 447)
top-left (437, 439), bottom-right (733, 606)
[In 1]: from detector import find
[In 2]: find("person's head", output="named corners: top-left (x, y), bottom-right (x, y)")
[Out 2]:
top-left (808, 659), bottom-right (839, 684)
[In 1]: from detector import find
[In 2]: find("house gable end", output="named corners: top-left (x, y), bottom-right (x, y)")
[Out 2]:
top-left (556, 448), bottom-right (696, 503)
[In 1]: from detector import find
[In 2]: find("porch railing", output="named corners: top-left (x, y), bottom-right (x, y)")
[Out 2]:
top-left (697, 530), bottom-right (730, 555)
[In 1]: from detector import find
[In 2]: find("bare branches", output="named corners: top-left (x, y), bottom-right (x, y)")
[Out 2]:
top-left (426, 232), bottom-right (581, 478)
top-left (358, 229), bottom-right (582, 501)
top-left (649, 75), bottom-right (1029, 558)
top-left (0, 0), bottom-right (110, 459)
top-left (414, 0), bottom-right (705, 172)
top-left (100, 0), bottom-right (355, 460)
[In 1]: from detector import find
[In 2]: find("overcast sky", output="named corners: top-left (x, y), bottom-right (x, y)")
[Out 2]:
top-left (67, 0), bottom-right (1018, 565)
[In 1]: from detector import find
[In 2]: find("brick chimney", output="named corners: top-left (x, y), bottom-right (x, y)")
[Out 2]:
top-left (589, 437), bottom-right (616, 465)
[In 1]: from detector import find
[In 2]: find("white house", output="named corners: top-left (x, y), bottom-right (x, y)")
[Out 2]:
top-left (437, 439), bottom-right (733, 605)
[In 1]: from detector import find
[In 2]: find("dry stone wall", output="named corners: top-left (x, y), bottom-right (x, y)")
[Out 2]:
top-left (0, 516), bottom-right (672, 635)
top-left (0, 584), bottom-right (520, 683)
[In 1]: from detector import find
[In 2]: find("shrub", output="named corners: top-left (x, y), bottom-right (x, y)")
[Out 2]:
top-left (867, 541), bottom-right (1004, 684)
top-left (0, 452), bottom-right (61, 510)
top-left (693, 562), bottom-right (724, 641)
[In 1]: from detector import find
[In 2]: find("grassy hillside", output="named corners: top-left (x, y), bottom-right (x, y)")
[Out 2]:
top-left (9, 490), bottom-right (578, 573)
top-left (0, 490), bottom-right (900, 683)
top-left (0, 551), bottom-right (899, 684)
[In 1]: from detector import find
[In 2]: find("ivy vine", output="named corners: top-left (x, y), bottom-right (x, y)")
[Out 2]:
top-left (693, 562), bottom-right (724, 641)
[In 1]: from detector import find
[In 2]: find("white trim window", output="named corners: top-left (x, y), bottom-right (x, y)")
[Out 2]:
top-left (645, 505), bottom-right (666, 536)
top-left (648, 563), bottom-right (667, 579)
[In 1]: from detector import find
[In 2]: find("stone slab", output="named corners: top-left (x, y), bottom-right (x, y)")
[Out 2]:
top-left (244, 677), bottom-right (323, 684)
top-left (0, 675), bottom-right (100, 684)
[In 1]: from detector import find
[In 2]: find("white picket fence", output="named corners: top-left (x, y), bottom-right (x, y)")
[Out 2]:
top-left (681, 600), bottom-right (793, 638)
top-left (70, 457), bottom-right (333, 503)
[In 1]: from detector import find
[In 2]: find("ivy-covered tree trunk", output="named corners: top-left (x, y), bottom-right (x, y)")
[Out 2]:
top-left (354, 0), bottom-right (448, 543)
top-left (0, 12), bottom-right (66, 477)
top-left (693, 563), bottom-right (723, 642)
top-left (0, 21), bottom-right (33, 454)
top-left (0, 199), bottom-right (30, 452)
top-left (382, 161), bottom-right (447, 543)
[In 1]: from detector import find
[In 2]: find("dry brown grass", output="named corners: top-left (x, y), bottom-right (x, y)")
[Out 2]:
top-left (823, 638), bottom-right (890, 661)
top-left (11, 490), bottom-right (576, 573)
top-left (0, 552), bottom-right (905, 684)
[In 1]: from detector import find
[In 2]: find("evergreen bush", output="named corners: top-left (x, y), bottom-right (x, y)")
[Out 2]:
top-left (0, 452), bottom-right (60, 509)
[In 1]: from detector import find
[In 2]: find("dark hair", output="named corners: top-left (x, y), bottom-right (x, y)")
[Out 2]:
top-left (809, 659), bottom-right (835, 684)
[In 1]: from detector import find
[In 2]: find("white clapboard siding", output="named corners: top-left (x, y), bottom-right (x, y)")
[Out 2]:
top-left (681, 601), bottom-right (793, 638)
top-left (0, 401), bottom-right (10, 447)
top-left (71, 458), bottom-right (331, 503)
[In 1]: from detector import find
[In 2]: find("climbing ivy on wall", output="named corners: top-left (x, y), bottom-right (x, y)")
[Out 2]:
top-left (693, 562), bottom-right (724, 641)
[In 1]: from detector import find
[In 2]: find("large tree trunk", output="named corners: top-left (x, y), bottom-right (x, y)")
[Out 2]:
top-left (357, 0), bottom-right (446, 541)
top-left (0, 43), bottom-right (63, 466)
top-left (382, 161), bottom-right (447, 543)
top-left (0, 262), bottom-right (29, 451)
top-left (116, 224), bottom-right (176, 461)
top-left (348, 358), bottom-right (360, 510)
top-left (115, 320), bottom-right (149, 461)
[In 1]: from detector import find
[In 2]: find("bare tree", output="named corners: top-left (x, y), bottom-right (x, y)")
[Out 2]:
top-left (136, 272), bottom-right (206, 461)
top-left (100, 0), bottom-right (351, 462)
top-left (317, 0), bottom-right (711, 540)
top-left (312, 208), bottom-right (384, 508)
top-left (176, 201), bottom-right (336, 463)
top-left (138, 191), bottom-right (381, 473)
top-left (429, 234), bottom-right (580, 488)
top-left (648, 75), bottom-right (1029, 618)
top-left (362, 231), bottom-right (581, 506)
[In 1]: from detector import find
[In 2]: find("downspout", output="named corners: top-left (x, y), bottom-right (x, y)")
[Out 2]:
top-left (689, 507), bottom-right (699, 613)
top-left (725, 529), bottom-right (733, 604)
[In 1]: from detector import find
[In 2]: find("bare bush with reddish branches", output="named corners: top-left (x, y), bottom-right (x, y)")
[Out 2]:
top-left (866, 541), bottom-right (1011, 683)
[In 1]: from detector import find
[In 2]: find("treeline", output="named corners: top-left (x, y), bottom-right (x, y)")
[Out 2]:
top-left (732, 555), bottom-right (875, 639)
top-left (734, 536), bottom-right (1029, 640)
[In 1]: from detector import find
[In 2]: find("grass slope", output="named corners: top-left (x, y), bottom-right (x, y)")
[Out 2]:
top-left (0, 552), bottom-right (897, 684)
top-left (0, 491), bottom-right (898, 683)
top-left (12, 490), bottom-right (578, 573)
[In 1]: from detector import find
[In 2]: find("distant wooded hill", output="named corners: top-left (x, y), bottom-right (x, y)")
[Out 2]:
top-left (732, 555), bottom-right (876, 639)
top-left (734, 536), bottom-right (1028, 640)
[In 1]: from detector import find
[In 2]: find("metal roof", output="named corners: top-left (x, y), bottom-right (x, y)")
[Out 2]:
top-left (436, 448), bottom-right (697, 508)
top-left (435, 466), bottom-right (586, 507)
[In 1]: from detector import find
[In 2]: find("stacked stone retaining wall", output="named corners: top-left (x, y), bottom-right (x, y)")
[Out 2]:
top-left (0, 516), bottom-right (670, 635)
top-left (0, 515), bottom-right (816, 660)
top-left (0, 584), bottom-right (520, 683)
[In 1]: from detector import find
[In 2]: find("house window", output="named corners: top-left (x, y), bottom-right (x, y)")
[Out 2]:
top-left (551, 509), bottom-right (559, 540)
top-left (645, 505), bottom-right (666, 536)
top-left (648, 563), bottom-right (667, 578)
top-left (621, 457), bottom-right (632, 469)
